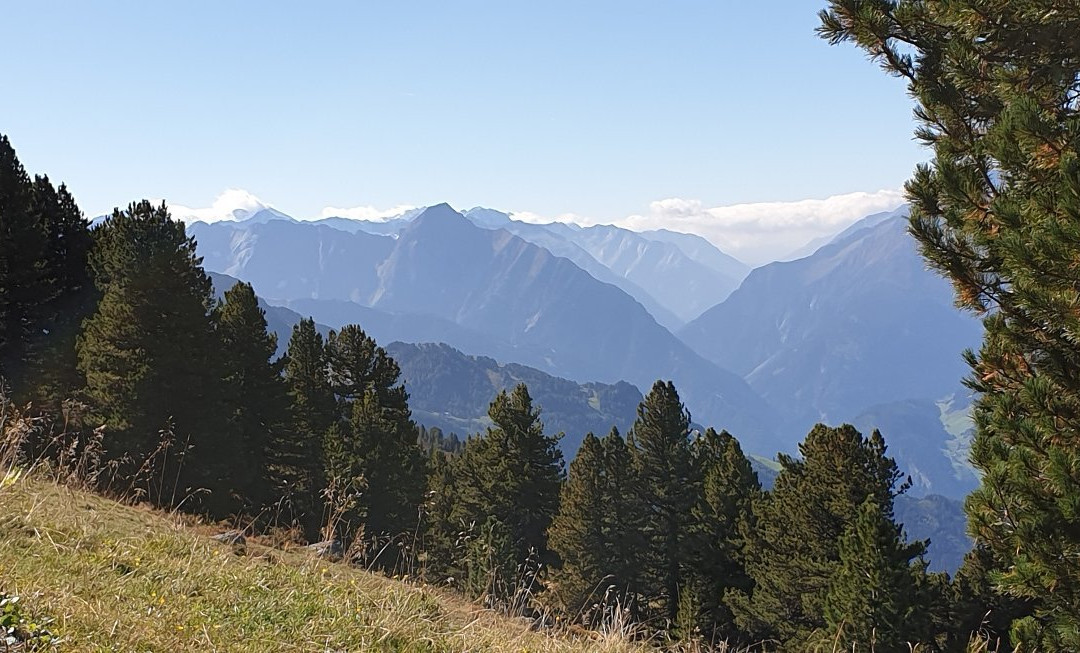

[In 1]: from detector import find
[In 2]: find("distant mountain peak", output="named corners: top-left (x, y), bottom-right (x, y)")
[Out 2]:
top-left (779, 206), bottom-right (910, 262)
top-left (235, 207), bottom-right (297, 225)
top-left (420, 202), bottom-right (458, 215)
top-left (463, 207), bottom-right (512, 228)
top-left (398, 204), bottom-right (477, 242)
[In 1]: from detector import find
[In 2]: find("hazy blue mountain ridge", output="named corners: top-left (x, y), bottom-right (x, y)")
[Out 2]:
top-left (542, 221), bottom-right (746, 322)
top-left (197, 204), bottom-right (980, 571)
top-left (311, 205), bottom-right (749, 329)
top-left (779, 206), bottom-right (908, 262)
top-left (364, 205), bottom-right (782, 451)
top-left (191, 219), bottom-right (393, 303)
top-left (192, 204), bottom-right (784, 453)
top-left (895, 493), bottom-right (970, 573)
top-left (639, 228), bottom-right (749, 281)
top-left (208, 270), bottom-right (643, 457)
top-left (680, 214), bottom-right (981, 428)
top-left (460, 208), bottom-right (685, 330)
top-left (850, 398), bottom-right (978, 499)
top-left (385, 341), bottom-right (643, 455)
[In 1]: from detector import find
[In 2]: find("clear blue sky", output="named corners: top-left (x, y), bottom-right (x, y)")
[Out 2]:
top-left (1, 1), bottom-right (922, 229)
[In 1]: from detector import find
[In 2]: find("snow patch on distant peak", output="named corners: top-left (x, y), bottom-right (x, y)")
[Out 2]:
top-left (318, 203), bottom-right (419, 222)
top-left (171, 189), bottom-right (272, 225)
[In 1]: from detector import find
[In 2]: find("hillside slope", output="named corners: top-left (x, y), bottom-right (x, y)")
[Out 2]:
top-left (387, 341), bottom-right (643, 455)
top-left (0, 477), bottom-right (641, 652)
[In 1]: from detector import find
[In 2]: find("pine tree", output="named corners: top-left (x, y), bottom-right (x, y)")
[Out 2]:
top-left (323, 325), bottom-right (426, 558)
top-left (818, 3), bottom-right (1080, 647)
top-left (326, 325), bottom-right (404, 406)
top-left (32, 178), bottom-right (92, 313)
top-left (0, 135), bottom-right (92, 407)
top-left (949, 545), bottom-right (1031, 653)
top-left (548, 433), bottom-right (607, 614)
top-left (419, 449), bottom-right (461, 583)
top-left (630, 380), bottom-right (699, 624)
top-left (823, 498), bottom-right (928, 653)
top-left (217, 281), bottom-right (288, 510)
top-left (0, 135), bottom-right (44, 388)
top-left (419, 425), bottom-right (463, 455)
top-left (77, 201), bottom-right (226, 510)
top-left (548, 428), bottom-right (646, 621)
top-left (727, 424), bottom-right (911, 645)
top-left (452, 384), bottom-right (564, 599)
top-left (24, 176), bottom-right (94, 407)
top-left (689, 428), bottom-right (760, 639)
top-left (278, 317), bottom-right (335, 539)
top-left (597, 428), bottom-right (648, 614)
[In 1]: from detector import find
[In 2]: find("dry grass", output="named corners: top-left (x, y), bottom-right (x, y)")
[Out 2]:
top-left (0, 476), bottom-right (651, 652)
top-left (0, 390), bottom-right (1008, 653)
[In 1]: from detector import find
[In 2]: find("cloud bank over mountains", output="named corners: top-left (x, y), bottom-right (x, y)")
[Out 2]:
top-left (168, 188), bottom-right (905, 264)
top-left (169, 189), bottom-right (270, 225)
top-left (510, 189), bottom-right (906, 265)
top-left (318, 204), bottom-right (419, 221)
top-left (620, 189), bottom-right (906, 264)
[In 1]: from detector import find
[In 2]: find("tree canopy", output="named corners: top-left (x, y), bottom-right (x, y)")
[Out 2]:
top-left (819, 2), bottom-right (1080, 647)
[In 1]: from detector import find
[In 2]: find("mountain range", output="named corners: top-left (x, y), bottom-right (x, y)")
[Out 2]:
top-left (680, 208), bottom-right (981, 431)
top-left (208, 272), bottom-right (642, 458)
top-left (197, 201), bottom-right (979, 573)
top-left (193, 201), bottom-right (983, 502)
top-left (192, 205), bottom-right (783, 453)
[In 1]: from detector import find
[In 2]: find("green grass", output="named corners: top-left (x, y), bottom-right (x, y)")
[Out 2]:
top-left (0, 475), bottom-right (648, 652)
top-left (0, 463), bottom-right (1004, 653)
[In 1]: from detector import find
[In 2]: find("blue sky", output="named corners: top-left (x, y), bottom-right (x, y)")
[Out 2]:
top-left (1, 2), bottom-right (922, 262)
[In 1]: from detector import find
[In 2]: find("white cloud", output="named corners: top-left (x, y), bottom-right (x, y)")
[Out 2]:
top-left (509, 210), bottom-right (589, 225)
top-left (618, 189), bottom-right (906, 264)
top-left (319, 204), bottom-right (418, 221)
top-left (170, 189), bottom-right (270, 224)
top-left (169, 191), bottom-right (419, 226)
top-left (510, 189), bottom-right (906, 265)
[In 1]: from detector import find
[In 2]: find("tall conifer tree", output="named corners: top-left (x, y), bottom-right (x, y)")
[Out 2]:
top-left (0, 137), bottom-right (92, 405)
top-left (323, 325), bottom-right (426, 555)
top-left (597, 428), bottom-right (648, 612)
top-left (0, 135), bottom-right (44, 387)
top-left (630, 380), bottom-right (699, 624)
top-left (24, 176), bottom-right (93, 406)
top-left (77, 201), bottom-right (225, 509)
top-left (689, 428), bottom-right (759, 638)
top-left (419, 449), bottom-right (460, 582)
top-left (727, 424), bottom-right (913, 645)
top-left (548, 428), bottom-right (646, 620)
top-left (217, 281), bottom-right (288, 510)
top-left (452, 384), bottom-right (564, 598)
top-left (819, 3), bottom-right (1080, 646)
top-left (823, 498), bottom-right (928, 652)
top-left (278, 317), bottom-right (335, 539)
